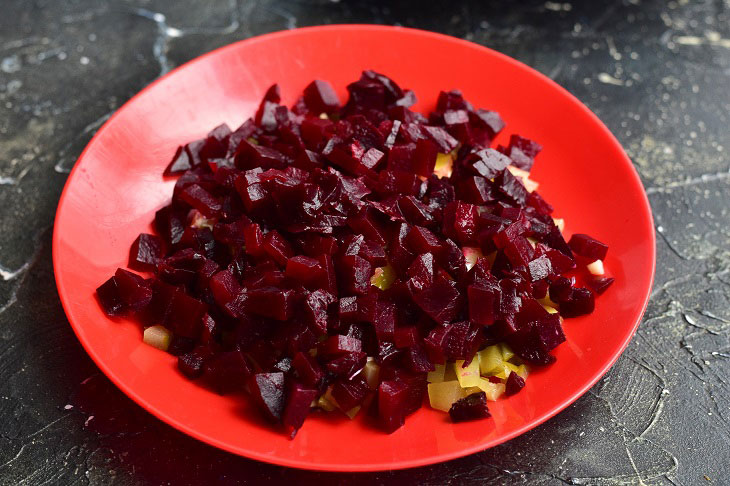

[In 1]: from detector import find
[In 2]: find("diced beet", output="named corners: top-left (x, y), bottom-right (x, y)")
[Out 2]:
top-left (560, 287), bottom-right (595, 317)
top-left (114, 268), bottom-right (153, 311)
top-left (527, 254), bottom-right (552, 282)
top-left (326, 351), bottom-right (367, 379)
top-left (243, 223), bottom-right (265, 257)
top-left (405, 226), bottom-right (443, 256)
top-left (167, 291), bottom-right (207, 339)
top-left (412, 277), bottom-right (464, 325)
top-left (282, 382), bottom-right (318, 437)
top-left (209, 269), bottom-right (241, 307)
top-left (285, 255), bottom-right (326, 289)
top-left (378, 380), bottom-right (409, 433)
top-left (545, 249), bottom-right (575, 275)
top-left (247, 287), bottom-right (294, 321)
top-left (165, 146), bottom-right (192, 175)
top-left (204, 351), bottom-right (251, 394)
top-left (549, 276), bottom-right (574, 303)
top-left (442, 201), bottom-right (480, 245)
top-left (494, 169), bottom-right (528, 206)
top-left (248, 372), bottom-right (286, 422)
top-left (179, 184), bottom-right (222, 217)
top-left (407, 252), bottom-right (435, 289)
top-left (373, 300), bottom-right (396, 342)
top-left (394, 326), bottom-right (419, 349)
top-left (449, 392), bottom-right (490, 422)
top-left (96, 276), bottom-right (125, 316)
top-left (468, 283), bottom-right (500, 326)
top-left (332, 376), bottom-right (372, 412)
top-left (292, 351), bottom-right (323, 386)
top-left (320, 334), bottom-right (363, 358)
top-left (303, 80), bottom-right (340, 114)
top-left (405, 344), bottom-right (434, 373)
top-left (336, 254), bottom-right (373, 296)
top-left (587, 277), bottom-right (615, 295)
top-left (502, 134), bottom-right (542, 171)
top-left (178, 349), bottom-right (209, 379)
top-left (568, 233), bottom-right (609, 261)
top-left (505, 371), bottom-right (526, 396)
top-left (263, 230), bottom-right (294, 267)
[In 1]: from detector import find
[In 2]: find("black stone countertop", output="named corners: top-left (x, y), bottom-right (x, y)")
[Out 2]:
top-left (1, 1), bottom-right (728, 484)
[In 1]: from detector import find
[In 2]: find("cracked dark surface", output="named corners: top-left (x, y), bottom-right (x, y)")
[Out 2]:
top-left (0, 0), bottom-right (728, 484)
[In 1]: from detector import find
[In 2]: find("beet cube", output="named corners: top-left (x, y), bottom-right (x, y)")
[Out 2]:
top-left (203, 351), bottom-right (251, 394)
top-left (332, 376), bottom-right (372, 412)
top-left (209, 269), bottom-right (241, 307)
top-left (405, 226), bottom-right (443, 256)
top-left (336, 254), bottom-right (373, 296)
top-left (178, 349), bottom-right (209, 379)
top-left (560, 287), bottom-right (595, 317)
top-left (96, 276), bottom-right (125, 316)
top-left (249, 372), bottom-right (286, 422)
top-left (320, 335), bottom-right (363, 358)
top-left (303, 79), bottom-right (341, 114)
top-left (449, 392), bottom-right (490, 422)
top-left (394, 326), bottom-right (419, 349)
top-left (568, 234), bottom-right (609, 261)
top-left (247, 287), bottom-right (294, 321)
top-left (468, 283), bottom-right (500, 326)
top-left (164, 146), bottom-right (192, 175)
top-left (549, 276), bottom-right (574, 303)
top-left (179, 184), bottom-right (222, 218)
top-left (378, 380), bottom-right (409, 433)
top-left (285, 255), bottom-right (326, 289)
top-left (587, 277), bottom-right (615, 295)
top-left (167, 291), bottom-right (207, 339)
top-left (282, 382), bottom-right (318, 437)
top-left (114, 268), bottom-right (152, 312)
top-left (505, 371), bottom-right (526, 396)
top-left (326, 351), bottom-right (367, 379)
top-left (292, 351), bottom-right (323, 387)
top-left (412, 277), bottom-right (464, 325)
top-left (263, 230), bottom-right (294, 267)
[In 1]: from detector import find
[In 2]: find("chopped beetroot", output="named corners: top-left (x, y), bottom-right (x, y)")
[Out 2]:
top-left (449, 392), bottom-right (490, 422)
top-left (568, 233), bottom-right (609, 261)
top-left (587, 277), bottom-right (615, 295)
top-left (505, 371), bottom-right (526, 395)
top-left (97, 71), bottom-right (614, 436)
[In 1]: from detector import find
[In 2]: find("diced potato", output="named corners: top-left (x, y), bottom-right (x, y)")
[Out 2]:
top-left (443, 363), bottom-right (458, 382)
top-left (143, 325), bottom-right (171, 351)
top-left (485, 251), bottom-right (497, 266)
top-left (345, 406), bottom-right (361, 419)
top-left (427, 363), bottom-right (446, 383)
top-left (499, 342), bottom-right (515, 362)
top-left (505, 362), bottom-right (529, 380)
top-left (463, 247), bottom-right (484, 271)
top-left (191, 212), bottom-right (215, 230)
top-left (553, 218), bottom-right (565, 232)
top-left (471, 378), bottom-right (506, 401)
top-left (478, 345), bottom-right (503, 376)
top-left (454, 359), bottom-right (481, 388)
top-left (371, 264), bottom-right (396, 290)
top-left (526, 237), bottom-right (538, 249)
top-left (587, 259), bottom-right (605, 276)
top-left (428, 381), bottom-right (469, 412)
top-left (363, 358), bottom-right (380, 389)
top-left (542, 303), bottom-right (559, 314)
top-left (434, 152), bottom-right (453, 178)
top-left (316, 395), bottom-right (336, 412)
top-left (319, 112), bottom-right (329, 120)
top-left (507, 165), bottom-right (539, 192)
top-left (538, 295), bottom-right (559, 310)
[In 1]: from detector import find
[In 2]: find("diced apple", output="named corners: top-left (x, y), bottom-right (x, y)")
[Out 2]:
top-left (143, 325), bottom-right (171, 351)
top-left (433, 152), bottom-right (453, 178)
top-left (499, 342), bottom-right (515, 362)
top-left (427, 381), bottom-right (469, 412)
top-left (462, 246), bottom-right (484, 271)
top-left (505, 362), bottom-right (529, 380)
top-left (454, 359), bottom-right (481, 388)
top-left (427, 363), bottom-right (447, 383)
top-left (478, 345), bottom-right (503, 376)
top-left (363, 358), bottom-right (380, 389)
top-left (587, 259), bottom-right (605, 276)
top-left (370, 264), bottom-right (396, 290)
top-left (471, 377), bottom-right (506, 401)
top-left (553, 218), bottom-right (565, 232)
top-left (507, 165), bottom-right (539, 192)
top-left (345, 405), bottom-right (361, 419)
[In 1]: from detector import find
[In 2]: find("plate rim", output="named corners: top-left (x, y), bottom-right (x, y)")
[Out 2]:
top-left (52, 24), bottom-right (656, 472)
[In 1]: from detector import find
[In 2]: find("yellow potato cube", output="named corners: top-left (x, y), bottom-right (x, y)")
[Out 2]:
top-left (370, 264), bottom-right (396, 290)
top-left (472, 377), bottom-right (506, 401)
top-left (427, 363), bottom-right (446, 383)
top-left (454, 359), bottom-right (481, 388)
top-left (478, 345), bottom-right (503, 376)
top-left (428, 381), bottom-right (468, 412)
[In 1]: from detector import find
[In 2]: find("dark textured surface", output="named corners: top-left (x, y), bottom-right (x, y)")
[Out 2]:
top-left (1, 0), bottom-right (728, 484)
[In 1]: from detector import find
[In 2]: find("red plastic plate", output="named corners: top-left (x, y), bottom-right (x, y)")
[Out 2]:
top-left (53, 25), bottom-right (655, 471)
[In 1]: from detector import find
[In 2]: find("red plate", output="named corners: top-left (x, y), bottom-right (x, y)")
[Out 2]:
top-left (53, 25), bottom-right (655, 471)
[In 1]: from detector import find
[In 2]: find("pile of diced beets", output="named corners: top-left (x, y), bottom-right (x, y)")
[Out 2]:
top-left (96, 71), bottom-right (612, 436)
